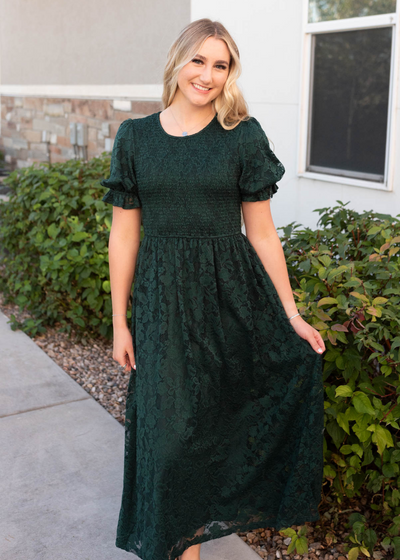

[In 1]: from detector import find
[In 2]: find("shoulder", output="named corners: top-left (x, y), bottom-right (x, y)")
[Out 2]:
top-left (114, 113), bottom-right (158, 147)
top-left (130, 112), bottom-right (159, 133)
top-left (113, 112), bottom-right (159, 143)
top-left (238, 115), bottom-right (265, 135)
top-left (115, 112), bottom-right (156, 134)
top-left (231, 115), bottom-right (267, 145)
top-left (114, 118), bottom-right (133, 144)
top-left (231, 116), bottom-right (270, 157)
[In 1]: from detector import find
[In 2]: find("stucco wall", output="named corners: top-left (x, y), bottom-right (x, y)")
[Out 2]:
top-left (0, 0), bottom-right (190, 85)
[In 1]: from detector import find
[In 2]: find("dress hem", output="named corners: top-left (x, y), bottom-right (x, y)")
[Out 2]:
top-left (115, 511), bottom-right (322, 560)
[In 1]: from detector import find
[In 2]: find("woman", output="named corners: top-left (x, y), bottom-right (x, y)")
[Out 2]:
top-left (100, 18), bottom-right (326, 560)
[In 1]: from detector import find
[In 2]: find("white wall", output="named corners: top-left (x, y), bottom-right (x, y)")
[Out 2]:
top-left (0, 0), bottom-right (190, 85)
top-left (191, 0), bottom-right (400, 231)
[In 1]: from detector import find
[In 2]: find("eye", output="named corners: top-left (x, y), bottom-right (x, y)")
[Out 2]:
top-left (192, 59), bottom-right (227, 71)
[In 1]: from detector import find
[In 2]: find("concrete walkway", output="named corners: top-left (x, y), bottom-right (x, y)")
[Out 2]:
top-left (0, 310), bottom-right (260, 560)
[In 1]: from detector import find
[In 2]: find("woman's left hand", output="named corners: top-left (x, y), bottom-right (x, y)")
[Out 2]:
top-left (290, 316), bottom-right (326, 355)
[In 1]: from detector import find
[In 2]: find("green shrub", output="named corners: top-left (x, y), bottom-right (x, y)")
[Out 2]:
top-left (278, 200), bottom-right (400, 550)
top-left (1, 158), bottom-right (399, 547)
top-left (0, 154), bottom-right (130, 339)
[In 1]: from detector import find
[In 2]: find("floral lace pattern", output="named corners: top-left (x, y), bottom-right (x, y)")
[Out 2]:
top-left (100, 113), bottom-right (324, 560)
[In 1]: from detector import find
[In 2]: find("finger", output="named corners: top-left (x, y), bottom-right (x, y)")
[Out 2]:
top-left (127, 348), bottom-right (136, 370)
top-left (315, 331), bottom-right (325, 350)
top-left (304, 331), bottom-right (323, 354)
top-left (123, 353), bottom-right (131, 370)
top-left (313, 331), bottom-right (325, 354)
top-left (114, 353), bottom-right (130, 370)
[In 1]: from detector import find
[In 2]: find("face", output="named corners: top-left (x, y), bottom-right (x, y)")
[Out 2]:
top-left (176, 36), bottom-right (231, 108)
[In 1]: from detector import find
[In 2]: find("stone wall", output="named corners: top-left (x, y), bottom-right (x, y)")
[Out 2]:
top-left (0, 97), bottom-right (163, 169)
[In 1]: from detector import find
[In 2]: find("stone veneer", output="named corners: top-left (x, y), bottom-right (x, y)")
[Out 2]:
top-left (0, 96), bottom-right (163, 169)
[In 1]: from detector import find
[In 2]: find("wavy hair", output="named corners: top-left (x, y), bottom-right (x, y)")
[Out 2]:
top-left (162, 18), bottom-right (251, 130)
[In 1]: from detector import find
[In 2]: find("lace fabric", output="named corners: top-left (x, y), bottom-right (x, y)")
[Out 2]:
top-left (238, 117), bottom-right (285, 202)
top-left (100, 112), bottom-right (324, 560)
top-left (101, 119), bottom-right (142, 209)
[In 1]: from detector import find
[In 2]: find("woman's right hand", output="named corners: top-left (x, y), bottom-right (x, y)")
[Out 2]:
top-left (113, 325), bottom-right (136, 371)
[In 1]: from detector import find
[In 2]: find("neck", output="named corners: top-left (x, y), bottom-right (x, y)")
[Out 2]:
top-left (169, 91), bottom-right (215, 126)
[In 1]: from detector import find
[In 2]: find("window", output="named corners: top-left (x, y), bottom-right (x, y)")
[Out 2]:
top-left (300, 0), bottom-right (398, 187)
top-left (309, 0), bottom-right (397, 23)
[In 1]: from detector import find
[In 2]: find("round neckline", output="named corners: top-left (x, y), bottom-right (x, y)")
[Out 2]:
top-left (156, 110), bottom-right (218, 138)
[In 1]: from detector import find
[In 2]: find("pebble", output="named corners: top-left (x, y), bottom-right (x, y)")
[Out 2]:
top-left (310, 542), bottom-right (323, 550)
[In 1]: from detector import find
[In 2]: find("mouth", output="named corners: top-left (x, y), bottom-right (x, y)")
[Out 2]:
top-left (191, 82), bottom-right (212, 93)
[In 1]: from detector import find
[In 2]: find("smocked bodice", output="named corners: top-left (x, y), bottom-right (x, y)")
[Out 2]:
top-left (100, 111), bottom-right (285, 238)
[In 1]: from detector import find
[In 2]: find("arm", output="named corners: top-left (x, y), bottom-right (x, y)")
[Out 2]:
top-left (108, 205), bottom-right (142, 370)
top-left (242, 199), bottom-right (325, 355)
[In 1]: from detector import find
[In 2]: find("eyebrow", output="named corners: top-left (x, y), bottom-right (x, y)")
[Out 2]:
top-left (193, 53), bottom-right (230, 66)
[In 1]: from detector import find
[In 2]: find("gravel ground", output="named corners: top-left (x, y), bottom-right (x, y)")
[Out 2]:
top-left (0, 294), bottom-right (391, 560)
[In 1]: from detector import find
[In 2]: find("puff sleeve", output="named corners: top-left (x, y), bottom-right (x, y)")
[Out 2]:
top-left (100, 119), bottom-right (142, 209)
top-left (238, 117), bottom-right (285, 202)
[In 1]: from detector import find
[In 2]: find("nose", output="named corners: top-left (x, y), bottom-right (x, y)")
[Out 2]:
top-left (198, 65), bottom-right (212, 85)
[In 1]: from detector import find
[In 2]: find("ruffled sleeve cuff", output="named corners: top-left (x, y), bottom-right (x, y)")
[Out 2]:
top-left (100, 119), bottom-right (142, 209)
top-left (100, 179), bottom-right (142, 209)
top-left (238, 117), bottom-right (285, 202)
top-left (240, 182), bottom-right (280, 202)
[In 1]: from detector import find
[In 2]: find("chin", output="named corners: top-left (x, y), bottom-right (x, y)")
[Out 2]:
top-left (188, 96), bottom-right (211, 106)
top-left (188, 90), bottom-right (218, 104)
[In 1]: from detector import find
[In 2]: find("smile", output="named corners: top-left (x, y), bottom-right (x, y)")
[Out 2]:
top-left (192, 83), bottom-right (212, 92)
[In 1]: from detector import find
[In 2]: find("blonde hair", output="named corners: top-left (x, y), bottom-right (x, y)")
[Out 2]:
top-left (162, 18), bottom-right (251, 130)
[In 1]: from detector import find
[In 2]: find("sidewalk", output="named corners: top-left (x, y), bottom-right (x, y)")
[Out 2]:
top-left (0, 310), bottom-right (260, 560)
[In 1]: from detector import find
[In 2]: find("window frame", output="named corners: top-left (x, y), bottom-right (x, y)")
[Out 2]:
top-left (297, 4), bottom-right (400, 191)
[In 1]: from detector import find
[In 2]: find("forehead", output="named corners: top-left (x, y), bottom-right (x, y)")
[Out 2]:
top-left (196, 37), bottom-right (231, 62)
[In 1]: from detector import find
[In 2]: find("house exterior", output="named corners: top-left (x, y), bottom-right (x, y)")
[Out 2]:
top-left (0, 0), bottom-right (399, 229)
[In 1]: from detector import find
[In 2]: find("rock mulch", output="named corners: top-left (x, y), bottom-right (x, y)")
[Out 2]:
top-left (237, 528), bottom-right (349, 559)
top-left (0, 294), bottom-right (392, 560)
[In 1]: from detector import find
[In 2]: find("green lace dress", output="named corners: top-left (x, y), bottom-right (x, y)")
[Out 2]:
top-left (100, 111), bottom-right (324, 560)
